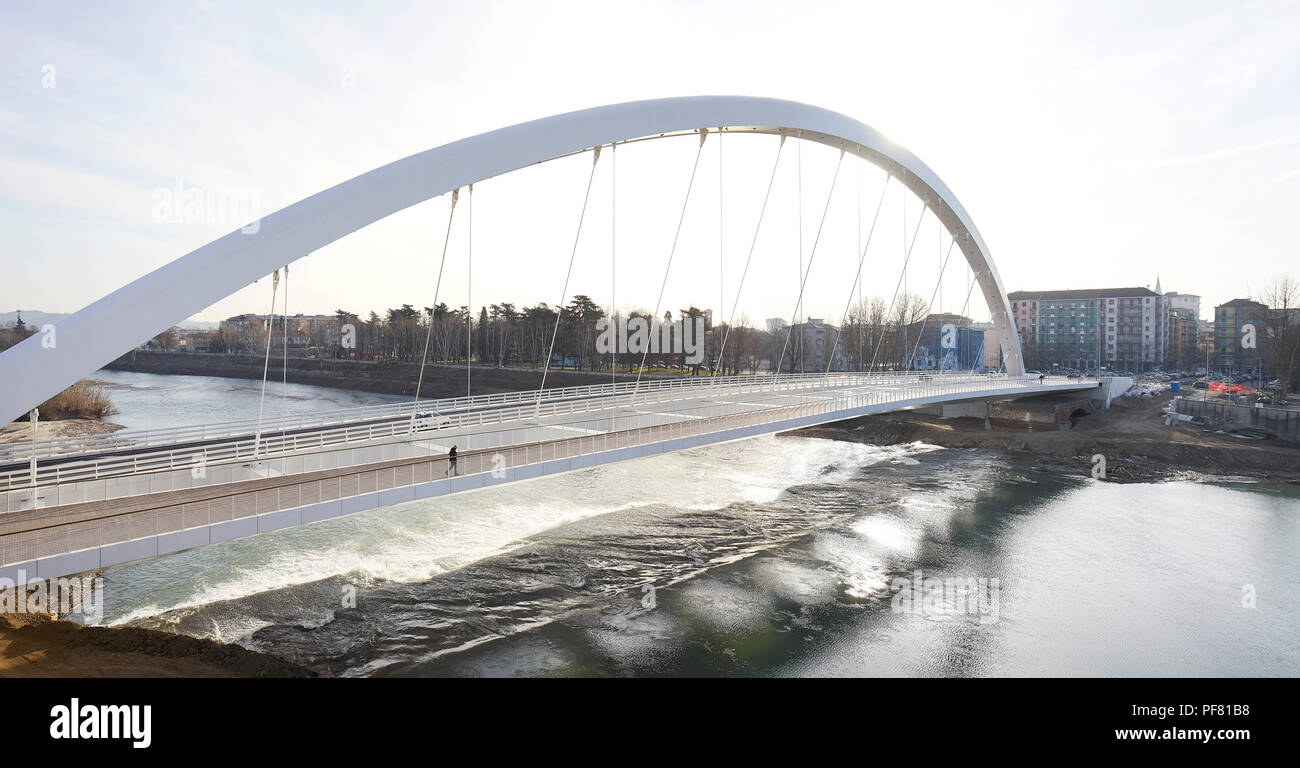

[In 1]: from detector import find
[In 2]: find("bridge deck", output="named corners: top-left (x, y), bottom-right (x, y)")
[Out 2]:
top-left (0, 375), bottom-right (1101, 583)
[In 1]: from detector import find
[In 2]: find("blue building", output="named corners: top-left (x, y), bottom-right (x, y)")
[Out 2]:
top-left (906, 314), bottom-right (985, 372)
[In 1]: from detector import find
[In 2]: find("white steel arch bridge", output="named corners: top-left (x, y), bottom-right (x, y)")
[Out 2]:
top-left (0, 97), bottom-right (1111, 583)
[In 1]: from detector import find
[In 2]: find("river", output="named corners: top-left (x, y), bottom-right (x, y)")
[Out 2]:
top-left (89, 371), bottom-right (1300, 676)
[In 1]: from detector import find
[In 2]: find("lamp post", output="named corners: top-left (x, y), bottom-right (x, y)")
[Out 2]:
top-left (29, 408), bottom-right (38, 507)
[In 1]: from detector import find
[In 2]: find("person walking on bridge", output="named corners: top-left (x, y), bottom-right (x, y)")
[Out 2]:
top-left (445, 444), bottom-right (458, 477)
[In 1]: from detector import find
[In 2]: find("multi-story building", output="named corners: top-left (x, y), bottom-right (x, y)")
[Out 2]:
top-left (1009, 285), bottom-right (1166, 373)
top-left (784, 318), bottom-right (847, 372)
top-left (219, 313), bottom-right (341, 354)
top-left (177, 328), bottom-right (220, 352)
top-left (902, 313), bottom-right (986, 371)
top-left (218, 314), bottom-right (270, 353)
top-left (970, 322), bottom-right (1002, 372)
top-left (1165, 309), bottom-right (1198, 371)
top-left (1164, 292), bottom-right (1201, 320)
top-left (1213, 298), bottom-right (1269, 376)
top-left (1162, 290), bottom-right (1202, 371)
top-left (1196, 320), bottom-right (1214, 373)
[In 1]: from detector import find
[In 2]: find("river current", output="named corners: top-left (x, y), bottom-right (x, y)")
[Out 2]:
top-left (89, 371), bottom-right (1300, 676)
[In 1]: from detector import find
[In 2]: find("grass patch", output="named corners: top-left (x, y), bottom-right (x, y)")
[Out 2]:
top-left (29, 380), bottom-right (118, 420)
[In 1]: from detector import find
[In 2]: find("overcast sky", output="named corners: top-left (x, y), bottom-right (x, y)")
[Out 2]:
top-left (2, 0), bottom-right (1297, 328)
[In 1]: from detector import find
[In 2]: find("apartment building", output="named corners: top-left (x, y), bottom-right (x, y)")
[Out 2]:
top-left (1008, 286), bottom-right (1166, 373)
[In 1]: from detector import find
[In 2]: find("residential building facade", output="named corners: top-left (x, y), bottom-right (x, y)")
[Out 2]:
top-left (1008, 286), bottom-right (1167, 373)
top-left (1213, 298), bottom-right (1269, 376)
top-left (784, 318), bottom-right (847, 372)
top-left (1164, 292), bottom-right (1201, 320)
top-left (1165, 309), bottom-right (1198, 372)
top-left (219, 313), bottom-right (342, 354)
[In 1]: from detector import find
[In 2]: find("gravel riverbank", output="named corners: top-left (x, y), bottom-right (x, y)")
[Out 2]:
top-left (788, 396), bottom-right (1300, 483)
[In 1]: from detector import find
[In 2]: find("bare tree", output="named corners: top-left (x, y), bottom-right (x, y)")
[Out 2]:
top-left (1263, 273), bottom-right (1300, 393)
top-left (150, 326), bottom-right (180, 351)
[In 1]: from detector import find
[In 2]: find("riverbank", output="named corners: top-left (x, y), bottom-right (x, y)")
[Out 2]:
top-left (789, 395), bottom-right (1300, 483)
top-left (1, 378), bottom-right (124, 442)
top-left (105, 350), bottom-right (650, 399)
top-left (0, 417), bottom-right (123, 445)
top-left (0, 612), bottom-right (312, 677)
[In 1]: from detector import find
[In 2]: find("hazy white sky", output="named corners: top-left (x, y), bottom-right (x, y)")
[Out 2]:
top-left (2, 0), bottom-right (1297, 327)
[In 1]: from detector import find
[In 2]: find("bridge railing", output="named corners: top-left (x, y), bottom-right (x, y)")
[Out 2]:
top-left (1, 374), bottom-right (1067, 570)
top-left (0, 373), bottom-right (1072, 512)
top-left (3, 371), bottom-right (1003, 494)
top-left (0, 369), bottom-right (1023, 463)
top-left (1, 371), bottom-right (832, 462)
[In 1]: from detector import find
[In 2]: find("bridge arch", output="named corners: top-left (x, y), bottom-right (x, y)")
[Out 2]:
top-left (0, 96), bottom-right (1023, 425)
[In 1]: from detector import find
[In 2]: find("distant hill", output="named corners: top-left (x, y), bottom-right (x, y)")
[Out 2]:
top-left (0, 310), bottom-right (68, 329)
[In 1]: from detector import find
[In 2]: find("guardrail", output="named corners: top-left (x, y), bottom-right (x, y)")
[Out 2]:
top-left (4, 372), bottom-right (1002, 493)
top-left (1, 375), bottom-right (1079, 571)
top-left (0, 372), bottom-right (1066, 512)
top-left (0, 370), bottom-right (1010, 463)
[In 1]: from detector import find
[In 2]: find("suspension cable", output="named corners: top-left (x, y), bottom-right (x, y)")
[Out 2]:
top-left (905, 235), bottom-right (958, 371)
top-left (773, 147), bottom-right (845, 380)
top-left (467, 183), bottom-right (473, 398)
top-left (954, 235), bottom-right (984, 373)
top-left (253, 268), bottom-right (280, 457)
top-left (824, 175), bottom-right (891, 379)
top-left (281, 263), bottom-right (289, 436)
top-left (937, 217), bottom-right (943, 316)
top-left (631, 130), bottom-right (707, 406)
top-left (956, 236), bottom-right (979, 322)
top-left (610, 142), bottom-right (617, 385)
top-left (538, 146), bottom-right (602, 416)
top-left (857, 164), bottom-right (864, 372)
top-left (410, 188), bottom-right (459, 431)
top-left (795, 136), bottom-right (803, 372)
top-left (867, 196), bottom-right (929, 373)
top-left (710, 134), bottom-right (786, 385)
top-left (717, 128), bottom-right (724, 379)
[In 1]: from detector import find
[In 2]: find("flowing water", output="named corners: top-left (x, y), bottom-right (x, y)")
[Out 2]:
top-left (92, 368), bottom-right (407, 431)
top-left (91, 371), bottom-right (1300, 676)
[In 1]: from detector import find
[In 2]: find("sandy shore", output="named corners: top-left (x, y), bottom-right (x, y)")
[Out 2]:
top-left (790, 396), bottom-right (1300, 483)
top-left (0, 613), bottom-right (312, 677)
top-left (0, 418), bottom-right (124, 445)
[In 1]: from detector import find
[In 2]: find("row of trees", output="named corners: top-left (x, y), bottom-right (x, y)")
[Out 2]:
top-left (1, 291), bottom-right (989, 376)
top-left (324, 296), bottom-right (739, 373)
top-left (324, 296), bottom-right (612, 369)
top-left (298, 290), bottom-right (947, 374)
top-left (837, 294), bottom-right (933, 372)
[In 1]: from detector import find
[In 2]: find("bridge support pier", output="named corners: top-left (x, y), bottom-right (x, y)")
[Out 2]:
top-left (917, 401), bottom-right (989, 420)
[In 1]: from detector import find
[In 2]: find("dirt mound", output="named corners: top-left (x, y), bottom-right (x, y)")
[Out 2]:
top-left (0, 613), bottom-right (312, 677)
